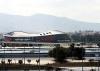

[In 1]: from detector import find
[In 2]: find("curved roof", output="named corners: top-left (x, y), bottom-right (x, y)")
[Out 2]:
top-left (4, 30), bottom-right (64, 37)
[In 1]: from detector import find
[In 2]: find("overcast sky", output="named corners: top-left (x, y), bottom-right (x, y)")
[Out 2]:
top-left (0, 0), bottom-right (100, 23)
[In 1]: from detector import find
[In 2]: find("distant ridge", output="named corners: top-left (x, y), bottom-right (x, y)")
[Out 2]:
top-left (0, 13), bottom-right (100, 32)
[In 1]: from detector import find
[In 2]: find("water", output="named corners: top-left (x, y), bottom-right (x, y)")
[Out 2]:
top-left (2, 70), bottom-right (46, 71)
top-left (1, 67), bottom-right (100, 71)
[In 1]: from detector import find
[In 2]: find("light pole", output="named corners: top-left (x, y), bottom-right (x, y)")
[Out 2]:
top-left (36, 44), bottom-right (41, 71)
top-left (97, 43), bottom-right (100, 71)
top-left (80, 34), bottom-right (83, 71)
top-left (24, 46), bottom-right (25, 65)
top-left (38, 44), bottom-right (40, 71)
top-left (82, 44), bottom-right (83, 71)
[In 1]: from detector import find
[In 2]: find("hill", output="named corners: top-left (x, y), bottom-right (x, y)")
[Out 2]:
top-left (0, 13), bottom-right (99, 32)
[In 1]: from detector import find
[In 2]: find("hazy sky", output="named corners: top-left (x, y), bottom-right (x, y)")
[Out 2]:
top-left (0, 0), bottom-right (100, 23)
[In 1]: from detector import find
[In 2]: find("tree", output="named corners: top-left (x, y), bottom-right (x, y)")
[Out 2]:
top-left (97, 42), bottom-right (100, 47)
top-left (18, 60), bottom-right (23, 64)
top-left (90, 69), bottom-right (96, 71)
top-left (36, 59), bottom-right (40, 65)
top-left (27, 59), bottom-right (31, 64)
top-left (49, 46), bottom-right (67, 62)
top-left (72, 48), bottom-right (85, 59)
top-left (8, 59), bottom-right (12, 64)
top-left (70, 43), bottom-right (75, 48)
top-left (49, 44), bottom-right (85, 63)
top-left (69, 43), bottom-right (85, 59)
top-left (1, 60), bottom-right (5, 64)
top-left (89, 59), bottom-right (94, 70)
top-left (68, 43), bottom-right (75, 58)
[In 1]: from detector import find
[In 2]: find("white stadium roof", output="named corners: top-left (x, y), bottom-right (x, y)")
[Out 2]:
top-left (4, 30), bottom-right (64, 37)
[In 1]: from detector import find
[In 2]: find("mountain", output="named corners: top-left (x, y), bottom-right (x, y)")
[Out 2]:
top-left (0, 13), bottom-right (100, 33)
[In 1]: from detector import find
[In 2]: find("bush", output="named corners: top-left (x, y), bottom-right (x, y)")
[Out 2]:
top-left (27, 59), bottom-right (31, 64)
top-left (18, 60), bottom-right (23, 64)
top-left (49, 47), bottom-right (67, 62)
top-left (1, 60), bottom-right (5, 64)
top-left (49, 44), bottom-right (85, 62)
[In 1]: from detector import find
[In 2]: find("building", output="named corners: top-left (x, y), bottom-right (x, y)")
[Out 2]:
top-left (3, 30), bottom-right (71, 47)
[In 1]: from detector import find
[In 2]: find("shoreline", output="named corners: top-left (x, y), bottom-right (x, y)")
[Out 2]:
top-left (0, 62), bottom-right (100, 70)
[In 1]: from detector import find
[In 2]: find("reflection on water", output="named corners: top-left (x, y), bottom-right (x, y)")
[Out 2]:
top-left (0, 67), bottom-right (100, 71)
top-left (1, 70), bottom-right (46, 71)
